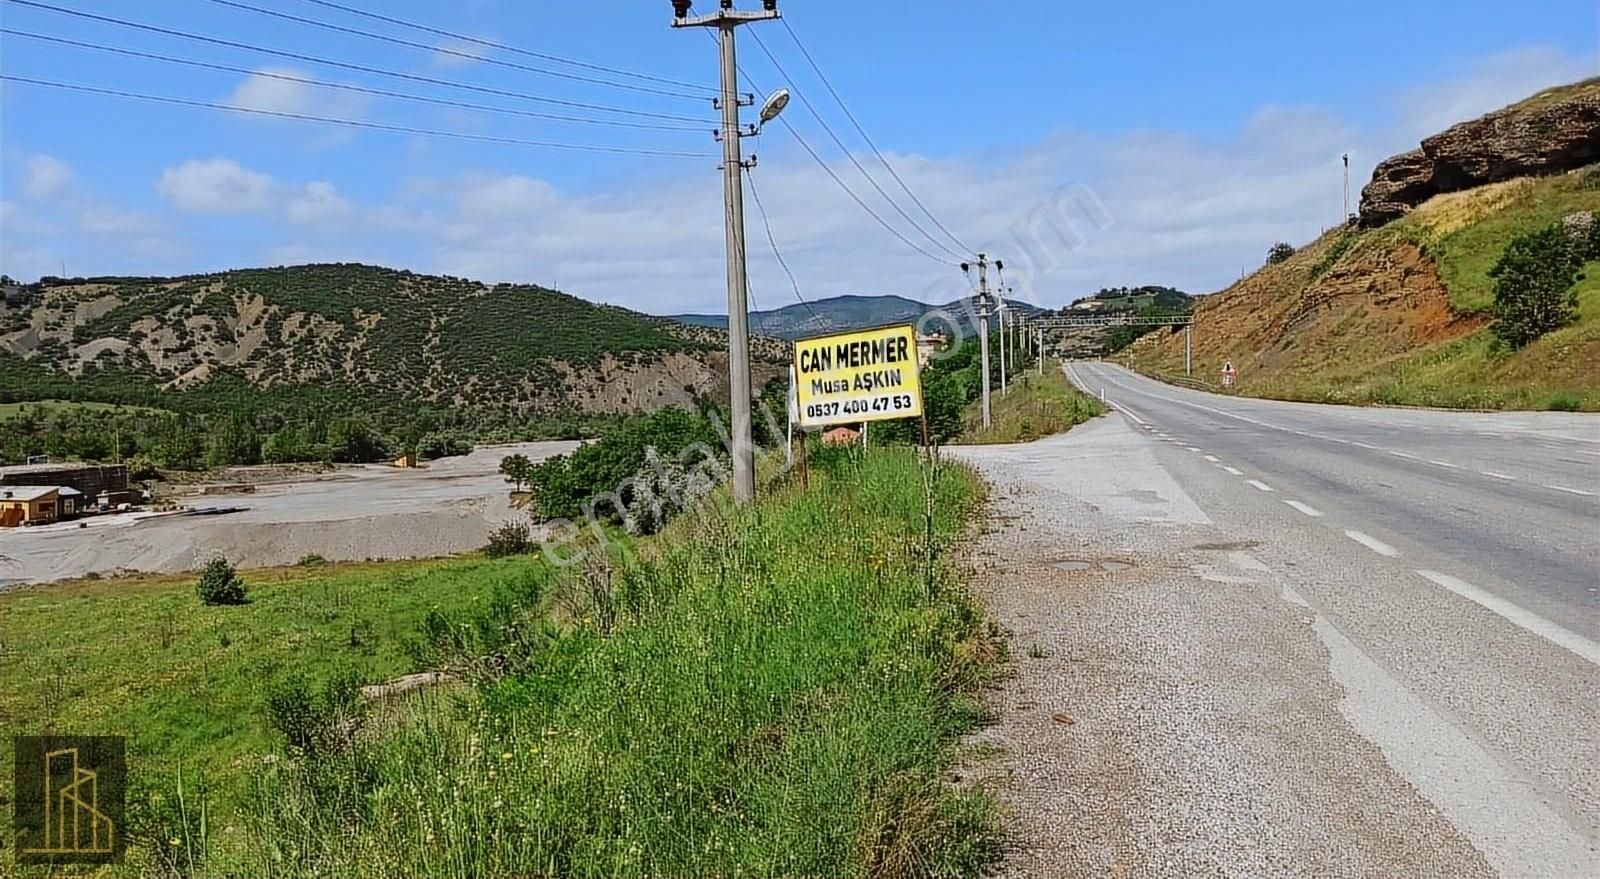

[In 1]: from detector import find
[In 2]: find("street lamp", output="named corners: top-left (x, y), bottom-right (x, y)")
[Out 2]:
top-left (758, 88), bottom-right (790, 128)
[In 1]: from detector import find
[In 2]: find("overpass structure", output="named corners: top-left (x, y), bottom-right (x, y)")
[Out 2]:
top-left (1021, 313), bottom-right (1196, 375)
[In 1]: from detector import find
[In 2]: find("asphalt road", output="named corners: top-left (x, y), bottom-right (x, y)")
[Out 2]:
top-left (1068, 361), bottom-right (1600, 640)
top-left (995, 361), bottom-right (1600, 875)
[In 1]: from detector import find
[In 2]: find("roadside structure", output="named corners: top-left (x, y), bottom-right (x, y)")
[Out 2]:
top-left (0, 486), bottom-right (62, 526)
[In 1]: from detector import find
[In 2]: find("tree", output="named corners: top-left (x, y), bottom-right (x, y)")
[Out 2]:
top-left (328, 417), bottom-right (386, 464)
top-left (1491, 224), bottom-right (1582, 349)
top-left (1266, 242), bottom-right (1296, 265)
top-left (196, 556), bottom-right (248, 606)
top-left (499, 453), bottom-right (534, 492)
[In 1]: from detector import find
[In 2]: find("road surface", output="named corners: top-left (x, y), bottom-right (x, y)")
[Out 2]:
top-left (948, 363), bottom-right (1599, 877)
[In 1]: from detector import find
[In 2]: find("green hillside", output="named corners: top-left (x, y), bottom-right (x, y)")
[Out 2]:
top-left (0, 264), bottom-right (788, 467)
top-left (1133, 168), bottom-right (1600, 409)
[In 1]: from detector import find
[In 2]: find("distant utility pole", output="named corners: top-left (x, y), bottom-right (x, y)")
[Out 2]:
top-left (1342, 153), bottom-right (1350, 223)
top-left (962, 254), bottom-right (999, 429)
top-left (997, 293), bottom-right (1008, 397)
top-left (672, 0), bottom-right (781, 504)
top-left (1037, 327), bottom-right (1044, 375)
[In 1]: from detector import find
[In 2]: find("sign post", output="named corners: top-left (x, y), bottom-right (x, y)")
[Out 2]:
top-left (794, 324), bottom-right (925, 433)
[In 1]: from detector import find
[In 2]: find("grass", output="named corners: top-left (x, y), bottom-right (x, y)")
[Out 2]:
top-left (0, 557), bottom-right (541, 869)
top-left (954, 360), bottom-right (1107, 444)
top-left (1402, 168), bottom-right (1600, 313)
top-left (4, 449), bottom-right (1001, 877)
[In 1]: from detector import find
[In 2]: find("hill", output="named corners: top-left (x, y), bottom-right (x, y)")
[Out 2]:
top-left (0, 264), bottom-right (788, 420)
top-left (672, 293), bottom-right (1046, 340)
top-left (1131, 166), bottom-right (1600, 409)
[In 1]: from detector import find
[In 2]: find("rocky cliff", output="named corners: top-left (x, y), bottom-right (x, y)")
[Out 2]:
top-left (1360, 78), bottom-right (1600, 227)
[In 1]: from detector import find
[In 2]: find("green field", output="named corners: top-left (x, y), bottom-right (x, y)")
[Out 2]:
top-left (2, 449), bottom-right (1000, 877)
top-left (954, 360), bottom-right (1106, 444)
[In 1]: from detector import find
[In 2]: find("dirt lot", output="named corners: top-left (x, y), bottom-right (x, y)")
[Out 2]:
top-left (0, 441), bottom-right (578, 587)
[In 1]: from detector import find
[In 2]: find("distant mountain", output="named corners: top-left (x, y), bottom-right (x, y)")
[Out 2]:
top-left (674, 293), bottom-right (1047, 340)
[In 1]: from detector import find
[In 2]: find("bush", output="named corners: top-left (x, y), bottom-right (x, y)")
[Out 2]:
top-left (1491, 223), bottom-right (1582, 348)
top-left (484, 519), bottom-right (534, 557)
top-left (196, 557), bottom-right (248, 606)
top-left (1545, 392), bottom-right (1582, 412)
top-left (296, 553), bottom-right (327, 567)
top-left (1266, 242), bottom-right (1296, 265)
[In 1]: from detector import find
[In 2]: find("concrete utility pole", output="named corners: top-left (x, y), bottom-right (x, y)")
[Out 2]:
top-left (1185, 324), bottom-right (1193, 377)
top-left (1037, 327), bottom-right (1044, 374)
top-left (962, 254), bottom-right (998, 429)
top-left (1342, 153), bottom-right (1350, 223)
top-left (672, 0), bottom-right (780, 504)
top-left (997, 294), bottom-right (1008, 397)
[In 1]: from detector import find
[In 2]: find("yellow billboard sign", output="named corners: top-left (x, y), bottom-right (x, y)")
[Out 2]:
top-left (793, 324), bottom-right (924, 428)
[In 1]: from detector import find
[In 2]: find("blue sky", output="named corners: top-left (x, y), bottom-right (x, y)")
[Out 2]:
top-left (1, 0), bottom-right (1595, 313)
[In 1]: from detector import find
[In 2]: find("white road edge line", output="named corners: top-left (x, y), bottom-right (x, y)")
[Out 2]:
top-left (1283, 500), bottom-right (1323, 517)
top-left (1547, 485), bottom-right (1595, 497)
top-left (1222, 466), bottom-right (1244, 477)
top-left (1417, 570), bottom-right (1600, 667)
top-left (1344, 530), bottom-right (1399, 557)
top-left (1247, 479), bottom-right (1276, 493)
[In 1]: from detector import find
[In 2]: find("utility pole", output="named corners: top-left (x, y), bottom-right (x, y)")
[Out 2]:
top-left (1037, 327), bottom-right (1044, 375)
top-left (962, 255), bottom-right (998, 429)
top-left (997, 294), bottom-right (1008, 397)
top-left (672, 0), bottom-right (780, 504)
top-left (1184, 324), bottom-right (1193, 377)
top-left (1342, 153), bottom-right (1350, 223)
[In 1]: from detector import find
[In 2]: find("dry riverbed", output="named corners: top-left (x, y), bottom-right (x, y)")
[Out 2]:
top-left (0, 441), bottom-right (577, 587)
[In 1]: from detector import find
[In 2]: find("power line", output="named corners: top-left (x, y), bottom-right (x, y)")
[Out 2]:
top-left (711, 33), bottom-right (954, 268)
top-left (188, 0), bottom-right (706, 101)
top-left (780, 18), bottom-right (971, 256)
top-left (747, 28), bottom-right (966, 262)
top-left (1, 29), bottom-right (713, 132)
top-left (0, 74), bottom-right (717, 158)
top-left (745, 165), bottom-right (820, 321)
top-left (289, 0), bottom-right (716, 95)
top-left (4, 0), bottom-right (710, 124)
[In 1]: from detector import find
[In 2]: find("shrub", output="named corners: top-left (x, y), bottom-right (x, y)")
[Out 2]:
top-left (296, 553), bottom-right (327, 567)
top-left (1490, 223), bottom-right (1582, 348)
top-left (1545, 392), bottom-right (1582, 412)
top-left (196, 557), bottom-right (248, 606)
top-left (484, 519), bottom-right (534, 557)
top-left (1266, 242), bottom-right (1296, 265)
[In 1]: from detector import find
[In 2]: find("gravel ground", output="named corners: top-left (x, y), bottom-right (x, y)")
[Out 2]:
top-left (948, 419), bottom-right (1499, 877)
top-left (0, 441), bottom-right (578, 586)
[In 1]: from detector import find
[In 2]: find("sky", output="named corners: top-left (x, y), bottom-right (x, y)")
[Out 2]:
top-left (1, 0), bottom-right (1596, 315)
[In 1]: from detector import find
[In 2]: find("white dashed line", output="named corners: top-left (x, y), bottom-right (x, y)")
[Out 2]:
top-left (1481, 471), bottom-right (1516, 481)
top-left (1186, 447), bottom-right (1203, 452)
top-left (1283, 500), bottom-right (1323, 517)
top-left (1429, 460), bottom-right (1460, 469)
top-left (1246, 480), bottom-right (1276, 493)
top-left (1203, 455), bottom-right (1220, 463)
top-left (1222, 466), bottom-right (1244, 477)
top-left (1344, 530), bottom-right (1399, 557)
top-left (1352, 442), bottom-right (1378, 450)
top-left (1548, 485), bottom-right (1595, 497)
top-left (1417, 571), bottom-right (1600, 667)
top-left (1390, 451), bottom-right (1418, 460)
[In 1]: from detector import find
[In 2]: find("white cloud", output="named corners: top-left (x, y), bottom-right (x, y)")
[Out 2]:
top-left (23, 154), bottom-right (73, 200)
top-left (287, 181), bottom-right (354, 225)
top-left (156, 159), bottom-right (276, 214)
top-left (1392, 47), bottom-right (1596, 142)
